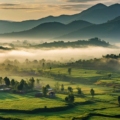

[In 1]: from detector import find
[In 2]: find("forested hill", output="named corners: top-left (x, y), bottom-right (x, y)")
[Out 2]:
top-left (35, 38), bottom-right (111, 48)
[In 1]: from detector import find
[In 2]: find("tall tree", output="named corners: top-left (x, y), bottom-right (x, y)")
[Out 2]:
top-left (54, 82), bottom-right (60, 92)
top-left (46, 84), bottom-right (50, 89)
top-left (4, 77), bottom-right (10, 87)
top-left (29, 77), bottom-right (35, 89)
top-left (65, 94), bottom-right (75, 104)
top-left (17, 79), bottom-right (25, 91)
top-left (42, 86), bottom-right (47, 96)
top-left (61, 84), bottom-right (64, 92)
top-left (90, 88), bottom-right (95, 98)
top-left (68, 86), bottom-right (73, 93)
top-left (11, 79), bottom-right (15, 87)
top-left (68, 68), bottom-right (72, 75)
top-left (76, 87), bottom-right (82, 95)
top-left (0, 77), bottom-right (2, 85)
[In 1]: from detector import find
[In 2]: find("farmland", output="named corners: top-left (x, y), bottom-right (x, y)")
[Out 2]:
top-left (0, 63), bottom-right (120, 120)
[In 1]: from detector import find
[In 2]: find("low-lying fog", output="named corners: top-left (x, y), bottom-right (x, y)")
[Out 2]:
top-left (0, 46), bottom-right (120, 62)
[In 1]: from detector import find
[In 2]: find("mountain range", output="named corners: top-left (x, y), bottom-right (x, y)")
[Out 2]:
top-left (0, 20), bottom-right (93, 39)
top-left (0, 3), bottom-right (120, 34)
top-left (0, 3), bottom-right (120, 42)
top-left (57, 16), bottom-right (120, 41)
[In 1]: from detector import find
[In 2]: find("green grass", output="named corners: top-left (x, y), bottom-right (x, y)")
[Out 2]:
top-left (0, 92), bottom-right (67, 110)
top-left (0, 67), bottom-right (120, 120)
top-left (89, 116), bottom-right (120, 120)
top-left (47, 68), bottom-right (103, 78)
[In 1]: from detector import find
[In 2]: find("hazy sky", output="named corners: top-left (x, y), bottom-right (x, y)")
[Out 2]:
top-left (0, 0), bottom-right (119, 21)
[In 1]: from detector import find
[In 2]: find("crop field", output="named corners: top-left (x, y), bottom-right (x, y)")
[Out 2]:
top-left (0, 67), bottom-right (120, 120)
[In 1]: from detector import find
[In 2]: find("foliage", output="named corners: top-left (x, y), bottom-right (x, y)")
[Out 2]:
top-left (4, 77), bottom-right (10, 86)
top-left (42, 86), bottom-right (47, 96)
top-left (76, 87), bottom-right (82, 95)
top-left (68, 68), bottom-right (72, 75)
top-left (90, 88), bottom-right (95, 98)
top-left (61, 84), bottom-right (64, 92)
top-left (65, 93), bottom-right (75, 103)
top-left (68, 86), bottom-right (73, 93)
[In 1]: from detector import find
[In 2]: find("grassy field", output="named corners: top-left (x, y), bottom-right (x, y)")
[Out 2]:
top-left (0, 67), bottom-right (120, 120)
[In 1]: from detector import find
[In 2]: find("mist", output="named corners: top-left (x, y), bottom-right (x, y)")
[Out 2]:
top-left (0, 46), bottom-right (120, 62)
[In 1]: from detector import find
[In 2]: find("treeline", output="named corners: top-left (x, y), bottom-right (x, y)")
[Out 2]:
top-left (0, 53), bottom-right (120, 76)
top-left (0, 46), bottom-right (12, 50)
top-left (67, 55), bottom-right (120, 71)
top-left (103, 54), bottom-right (120, 59)
top-left (36, 38), bottom-right (110, 48)
top-left (0, 77), bottom-right (38, 93)
top-left (0, 58), bottom-right (61, 74)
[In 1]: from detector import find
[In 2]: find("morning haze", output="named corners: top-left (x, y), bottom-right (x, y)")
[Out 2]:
top-left (0, 1), bottom-right (120, 120)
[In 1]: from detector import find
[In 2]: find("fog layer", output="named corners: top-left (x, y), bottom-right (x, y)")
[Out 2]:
top-left (0, 46), bottom-right (120, 62)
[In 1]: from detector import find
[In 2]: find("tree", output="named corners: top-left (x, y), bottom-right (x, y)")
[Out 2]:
top-left (68, 86), bottom-right (73, 93)
top-left (17, 79), bottom-right (25, 91)
top-left (61, 84), bottom-right (64, 92)
top-left (42, 86), bottom-right (47, 96)
top-left (49, 67), bottom-right (52, 70)
top-left (54, 82), bottom-right (60, 92)
top-left (0, 77), bottom-right (2, 85)
top-left (118, 96), bottom-right (120, 107)
top-left (42, 62), bottom-right (45, 68)
top-left (11, 79), bottom-right (15, 87)
top-left (65, 94), bottom-right (75, 104)
top-left (76, 87), bottom-right (82, 95)
top-left (17, 84), bottom-right (23, 91)
top-left (4, 77), bottom-right (10, 86)
top-left (46, 84), bottom-right (50, 89)
top-left (108, 74), bottom-right (112, 78)
top-left (36, 79), bottom-right (40, 85)
top-left (29, 77), bottom-right (35, 89)
top-left (68, 68), bottom-right (72, 75)
top-left (90, 88), bottom-right (95, 98)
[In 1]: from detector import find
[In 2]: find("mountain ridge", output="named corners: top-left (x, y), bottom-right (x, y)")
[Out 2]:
top-left (0, 3), bottom-right (120, 34)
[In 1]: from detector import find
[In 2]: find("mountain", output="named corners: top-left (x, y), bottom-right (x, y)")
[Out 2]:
top-left (57, 16), bottom-right (120, 42)
top-left (0, 20), bottom-right (92, 39)
top-left (0, 3), bottom-right (120, 34)
top-left (73, 3), bottom-right (120, 24)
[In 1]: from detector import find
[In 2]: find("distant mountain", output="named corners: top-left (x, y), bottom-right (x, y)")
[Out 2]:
top-left (0, 20), bottom-right (92, 39)
top-left (73, 3), bottom-right (120, 24)
top-left (57, 16), bottom-right (120, 42)
top-left (0, 3), bottom-right (120, 34)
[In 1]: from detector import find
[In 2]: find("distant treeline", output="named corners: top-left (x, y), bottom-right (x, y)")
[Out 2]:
top-left (66, 53), bottom-right (120, 71)
top-left (103, 54), bottom-right (120, 59)
top-left (0, 46), bottom-right (12, 50)
top-left (36, 38), bottom-right (110, 48)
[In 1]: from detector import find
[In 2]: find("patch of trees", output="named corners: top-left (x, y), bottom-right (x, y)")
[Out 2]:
top-left (0, 77), bottom-right (36, 93)
top-left (36, 37), bottom-right (110, 48)
top-left (0, 46), bottom-right (12, 50)
top-left (65, 94), bottom-right (75, 104)
top-left (67, 55), bottom-right (120, 71)
top-left (103, 54), bottom-right (120, 59)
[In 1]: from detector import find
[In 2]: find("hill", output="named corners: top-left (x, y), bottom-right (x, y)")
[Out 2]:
top-left (0, 20), bottom-right (92, 39)
top-left (35, 38), bottom-right (111, 48)
top-left (0, 3), bottom-right (120, 34)
top-left (57, 16), bottom-right (120, 42)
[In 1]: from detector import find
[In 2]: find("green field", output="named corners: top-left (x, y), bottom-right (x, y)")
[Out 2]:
top-left (0, 67), bottom-right (120, 120)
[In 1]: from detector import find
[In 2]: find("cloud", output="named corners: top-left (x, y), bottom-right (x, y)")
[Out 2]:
top-left (0, 3), bottom-right (41, 10)
top-left (0, 3), bottom-right (89, 11)
top-left (59, 4), bottom-right (91, 11)
top-left (0, 3), bottom-right (19, 6)
top-left (62, 0), bottom-right (120, 5)
top-left (63, 0), bottom-right (98, 3)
